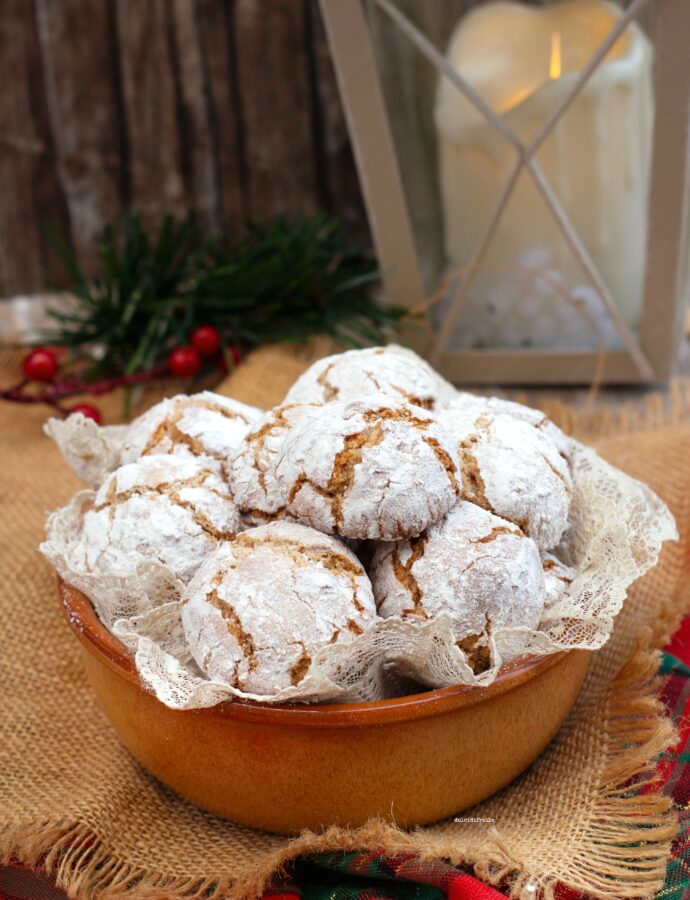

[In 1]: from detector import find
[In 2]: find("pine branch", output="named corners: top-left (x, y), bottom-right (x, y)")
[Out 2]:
top-left (42, 212), bottom-right (408, 376)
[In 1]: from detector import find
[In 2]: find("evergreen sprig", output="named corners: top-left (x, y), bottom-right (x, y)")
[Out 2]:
top-left (45, 212), bottom-right (407, 378)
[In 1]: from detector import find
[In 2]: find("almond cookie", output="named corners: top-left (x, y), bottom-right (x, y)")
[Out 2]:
top-left (181, 521), bottom-right (377, 695)
top-left (120, 391), bottom-right (261, 469)
top-left (282, 345), bottom-right (457, 410)
top-left (275, 397), bottom-right (460, 540)
top-left (451, 391), bottom-right (571, 457)
top-left (440, 398), bottom-right (572, 550)
top-left (76, 455), bottom-right (241, 584)
top-left (370, 501), bottom-right (545, 672)
top-left (227, 402), bottom-right (320, 525)
top-left (542, 552), bottom-right (576, 609)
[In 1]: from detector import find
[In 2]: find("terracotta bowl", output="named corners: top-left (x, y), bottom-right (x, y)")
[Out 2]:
top-left (59, 579), bottom-right (590, 834)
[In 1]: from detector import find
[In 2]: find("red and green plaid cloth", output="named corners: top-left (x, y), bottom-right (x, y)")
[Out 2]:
top-left (654, 620), bottom-right (690, 900)
top-left (3, 618), bottom-right (690, 900)
top-left (264, 617), bottom-right (690, 900)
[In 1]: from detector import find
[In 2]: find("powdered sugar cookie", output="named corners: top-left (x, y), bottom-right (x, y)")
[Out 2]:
top-left (275, 397), bottom-right (460, 540)
top-left (227, 402), bottom-right (320, 525)
top-left (181, 521), bottom-right (376, 695)
top-left (440, 399), bottom-right (572, 550)
top-left (370, 501), bottom-right (545, 672)
top-left (120, 391), bottom-right (261, 468)
top-left (76, 455), bottom-right (240, 583)
top-left (282, 345), bottom-right (457, 410)
top-left (451, 391), bottom-right (571, 457)
top-left (542, 552), bottom-right (576, 609)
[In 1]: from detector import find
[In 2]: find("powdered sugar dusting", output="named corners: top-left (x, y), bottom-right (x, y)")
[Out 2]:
top-left (441, 397), bottom-right (572, 550)
top-left (41, 346), bottom-right (677, 707)
top-left (275, 397), bottom-right (460, 540)
top-left (120, 391), bottom-right (261, 468)
top-left (44, 391), bottom-right (262, 488)
top-left (541, 552), bottom-right (577, 610)
top-left (181, 521), bottom-right (376, 696)
top-left (283, 345), bottom-right (457, 410)
top-left (371, 501), bottom-right (545, 671)
top-left (41, 455), bottom-right (241, 626)
top-left (227, 402), bottom-right (319, 525)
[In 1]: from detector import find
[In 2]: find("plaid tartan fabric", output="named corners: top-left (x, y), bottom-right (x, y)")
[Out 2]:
top-left (260, 618), bottom-right (690, 900)
top-left (3, 620), bottom-right (690, 900)
top-left (263, 851), bottom-right (506, 899)
top-left (653, 618), bottom-right (690, 900)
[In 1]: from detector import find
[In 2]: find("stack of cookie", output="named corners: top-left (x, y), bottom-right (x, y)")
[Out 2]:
top-left (43, 346), bottom-right (575, 698)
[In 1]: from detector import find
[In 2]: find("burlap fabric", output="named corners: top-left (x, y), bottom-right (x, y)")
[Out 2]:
top-left (2, 340), bottom-right (689, 900)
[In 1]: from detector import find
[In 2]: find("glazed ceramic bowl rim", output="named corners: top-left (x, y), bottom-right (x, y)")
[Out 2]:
top-left (58, 577), bottom-right (571, 728)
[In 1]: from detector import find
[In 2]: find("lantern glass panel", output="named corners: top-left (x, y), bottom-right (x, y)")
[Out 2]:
top-left (366, 0), bottom-right (657, 353)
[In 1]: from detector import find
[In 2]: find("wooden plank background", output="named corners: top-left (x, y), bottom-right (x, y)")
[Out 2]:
top-left (0, 0), bottom-right (370, 297)
top-left (0, 0), bottom-right (554, 299)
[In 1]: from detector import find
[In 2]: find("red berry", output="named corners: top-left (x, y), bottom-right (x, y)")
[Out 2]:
top-left (69, 403), bottom-right (102, 425)
top-left (168, 345), bottom-right (202, 378)
top-left (190, 325), bottom-right (221, 357)
top-left (22, 347), bottom-right (58, 382)
top-left (218, 345), bottom-right (242, 374)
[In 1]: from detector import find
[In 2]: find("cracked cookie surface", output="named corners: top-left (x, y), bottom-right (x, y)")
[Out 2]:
top-left (448, 392), bottom-right (572, 458)
top-left (275, 397), bottom-right (461, 540)
top-left (370, 500), bottom-right (545, 672)
top-left (541, 552), bottom-right (576, 609)
top-left (120, 391), bottom-right (261, 470)
top-left (227, 402), bottom-right (320, 526)
top-left (282, 345), bottom-right (457, 410)
top-left (181, 521), bottom-right (376, 695)
top-left (78, 455), bottom-right (241, 584)
top-left (440, 396), bottom-right (572, 551)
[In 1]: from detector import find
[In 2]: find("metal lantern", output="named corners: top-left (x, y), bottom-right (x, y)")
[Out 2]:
top-left (319, 0), bottom-right (690, 384)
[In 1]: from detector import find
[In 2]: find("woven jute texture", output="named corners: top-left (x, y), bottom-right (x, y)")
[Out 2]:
top-left (2, 340), bottom-right (690, 900)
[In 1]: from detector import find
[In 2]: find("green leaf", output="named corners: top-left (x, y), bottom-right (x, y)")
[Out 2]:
top-left (41, 211), bottom-right (405, 373)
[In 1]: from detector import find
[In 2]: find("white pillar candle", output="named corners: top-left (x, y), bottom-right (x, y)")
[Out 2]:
top-left (435, 0), bottom-right (654, 350)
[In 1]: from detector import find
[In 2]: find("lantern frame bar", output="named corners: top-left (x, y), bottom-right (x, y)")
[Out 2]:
top-left (318, 0), bottom-right (432, 353)
top-left (319, 0), bottom-right (690, 384)
top-left (639, 0), bottom-right (690, 379)
top-left (372, 0), bottom-right (652, 377)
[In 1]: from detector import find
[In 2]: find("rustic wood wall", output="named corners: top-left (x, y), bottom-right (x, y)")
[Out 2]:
top-left (0, 0), bottom-right (554, 300)
top-left (0, 0), bottom-right (367, 297)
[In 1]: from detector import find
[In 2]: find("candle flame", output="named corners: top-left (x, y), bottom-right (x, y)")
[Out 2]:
top-left (549, 32), bottom-right (562, 80)
top-left (506, 87), bottom-right (532, 109)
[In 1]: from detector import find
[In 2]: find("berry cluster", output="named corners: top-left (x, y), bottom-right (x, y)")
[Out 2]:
top-left (14, 325), bottom-right (241, 423)
top-left (168, 326), bottom-right (240, 377)
top-left (21, 348), bottom-right (102, 423)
